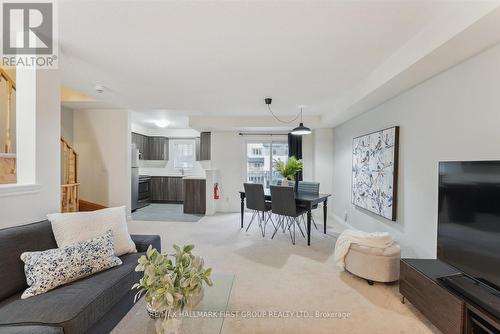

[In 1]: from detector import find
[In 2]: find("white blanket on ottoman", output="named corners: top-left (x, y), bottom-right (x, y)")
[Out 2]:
top-left (334, 229), bottom-right (394, 270)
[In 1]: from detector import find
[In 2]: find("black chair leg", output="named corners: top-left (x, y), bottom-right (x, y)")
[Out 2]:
top-left (287, 217), bottom-right (296, 245)
top-left (312, 216), bottom-right (319, 230)
top-left (267, 212), bottom-right (276, 230)
top-left (271, 216), bottom-right (282, 239)
top-left (296, 218), bottom-right (305, 238)
top-left (262, 212), bottom-right (275, 237)
top-left (258, 212), bottom-right (265, 237)
top-left (245, 211), bottom-right (257, 232)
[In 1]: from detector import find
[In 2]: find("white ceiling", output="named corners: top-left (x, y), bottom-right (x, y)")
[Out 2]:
top-left (59, 0), bottom-right (500, 128)
top-left (130, 110), bottom-right (189, 129)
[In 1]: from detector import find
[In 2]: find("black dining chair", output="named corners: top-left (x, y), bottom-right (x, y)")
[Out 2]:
top-left (243, 183), bottom-right (273, 237)
top-left (270, 186), bottom-right (307, 245)
top-left (297, 181), bottom-right (320, 230)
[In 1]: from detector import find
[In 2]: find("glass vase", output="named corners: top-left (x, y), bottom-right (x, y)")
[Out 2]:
top-left (155, 315), bottom-right (183, 334)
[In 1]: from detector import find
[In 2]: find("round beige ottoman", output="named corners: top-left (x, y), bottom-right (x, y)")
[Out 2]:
top-left (344, 242), bottom-right (401, 285)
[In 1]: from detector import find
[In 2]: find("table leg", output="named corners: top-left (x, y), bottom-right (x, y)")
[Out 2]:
top-left (307, 210), bottom-right (312, 246)
top-left (323, 199), bottom-right (328, 234)
top-left (240, 195), bottom-right (244, 228)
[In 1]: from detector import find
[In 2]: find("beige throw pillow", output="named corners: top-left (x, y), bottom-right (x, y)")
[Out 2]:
top-left (47, 206), bottom-right (136, 256)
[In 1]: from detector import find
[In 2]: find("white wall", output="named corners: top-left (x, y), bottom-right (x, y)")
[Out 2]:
top-left (211, 131), bottom-right (315, 212)
top-left (302, 134), bottom-right (314, 181)
top-left (61, 106), bottom-right (74, 145)
top-left (0, 69), bottom-right (61, 228)
top-left (311, 128), bottom-right (334, 195)
top-left (73, 109), bottom-right (131, 213)
top-left (211, 132), bottom-right (245, 212)
top-left (331, 42), bottom-right (500, 258)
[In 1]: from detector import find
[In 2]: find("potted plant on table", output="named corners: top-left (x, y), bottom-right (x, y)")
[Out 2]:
top-left (274, 156), bottom-right (303, 187)
top-left (132, 244), bottom-right (213, 334)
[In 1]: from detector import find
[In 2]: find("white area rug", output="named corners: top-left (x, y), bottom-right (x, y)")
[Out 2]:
top-left (121, 213), bottom-right (438, 334)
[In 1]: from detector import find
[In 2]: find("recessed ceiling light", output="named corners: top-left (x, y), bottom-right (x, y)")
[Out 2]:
top-left (154, 120), bottom-right (169, 128)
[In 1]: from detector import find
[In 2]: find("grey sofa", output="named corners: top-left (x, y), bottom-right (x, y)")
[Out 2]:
top-left (0, 220), bottom-right (161, 334)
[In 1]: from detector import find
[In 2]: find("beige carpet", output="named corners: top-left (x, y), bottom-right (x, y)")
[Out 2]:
top-left (126, 213), bottom-right (440, 334)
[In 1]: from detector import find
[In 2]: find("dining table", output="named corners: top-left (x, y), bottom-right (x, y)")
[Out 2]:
top-left (239, 189), bottom-right (332, 246)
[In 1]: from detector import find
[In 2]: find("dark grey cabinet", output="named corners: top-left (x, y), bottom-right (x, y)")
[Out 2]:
top-left (132, 133), bottom-right (168, 160)
top-left (183, 179), bottom-right (206, 214)
top-left (150, 176), bottom-right (183, 203)
top-left (150, 177), bottom-right (164, 201)
top-left (149, 137), bottom-right (168, 160)
top-left (166, 177), bottom-right (184, 202)
top-left (132, 132), bottom-right (149, 159)
top-left (199, 132), bottom-right (211, 161)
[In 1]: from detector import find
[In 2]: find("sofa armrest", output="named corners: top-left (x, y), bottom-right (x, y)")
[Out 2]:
top-left (130, 234), bottom-right (161, 253)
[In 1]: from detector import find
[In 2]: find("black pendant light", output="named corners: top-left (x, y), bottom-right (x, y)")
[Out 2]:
top-left (265, 97), bottom-right (311, 135)
top-left (291, 107), bottom-right (311, 136)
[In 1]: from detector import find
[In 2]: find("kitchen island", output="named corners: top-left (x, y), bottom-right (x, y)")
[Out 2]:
top-left (183, 177), bottom-right (206, 214)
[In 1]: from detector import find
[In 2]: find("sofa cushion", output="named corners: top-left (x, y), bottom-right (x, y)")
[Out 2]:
top-left (0, 221), bottom-right (58, 301)
top-left (0, 253), bottom-right (141, 334)
top-left (130, 234), bottom-right (161, 253)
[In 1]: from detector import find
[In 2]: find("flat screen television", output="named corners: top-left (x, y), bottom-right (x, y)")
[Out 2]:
top-left (437, 161), bottom-right (500, 291)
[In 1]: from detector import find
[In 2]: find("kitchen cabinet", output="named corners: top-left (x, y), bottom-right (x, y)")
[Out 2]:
top-left (150, 176), bottom-right (184, 203)
top-left (149, 136), bottom-right (168, 160)
top-left (132, 133), bottom-right (168, 160)
top-left (132, 132), bottom-right (149, 159)
top-left (183, 179), bottom-right (206, 214)
top-left (166, 177), bottom-right (184, 202)
top-left (199, 132), bottom-right (211, 161)
top-left (150, 177), bottom-right (165, 201)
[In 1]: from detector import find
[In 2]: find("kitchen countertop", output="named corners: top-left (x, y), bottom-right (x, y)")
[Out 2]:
top-left (182, 176), bottom-right (206, 180)
top-left (138, 168), bottom-right (205, 178)
top-left (140, 173), bottom-right (206, 180)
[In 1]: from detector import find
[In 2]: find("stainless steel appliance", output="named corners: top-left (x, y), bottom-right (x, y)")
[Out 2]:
top-left (131, 145), bottom-right (140, 211)
top-left (138, 175), bottom-right (151, 209)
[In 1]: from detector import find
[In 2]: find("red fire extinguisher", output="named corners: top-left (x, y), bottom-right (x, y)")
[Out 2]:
top-left (214, 183), bottom-right (219, 200)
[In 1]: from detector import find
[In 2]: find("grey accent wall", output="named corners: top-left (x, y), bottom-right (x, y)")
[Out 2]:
top-left (332, 42), bottom-right (500, 259)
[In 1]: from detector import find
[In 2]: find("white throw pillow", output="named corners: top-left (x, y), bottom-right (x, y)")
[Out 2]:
top-left (47, 206), bottom-right (137, 256)
top-left (21, 230), bottom-right (122, 299)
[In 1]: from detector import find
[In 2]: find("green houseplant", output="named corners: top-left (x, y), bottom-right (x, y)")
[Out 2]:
top-left (274, 156), bottom-right (303, 185)
top-left (132, 244), bottom-right (212, 332)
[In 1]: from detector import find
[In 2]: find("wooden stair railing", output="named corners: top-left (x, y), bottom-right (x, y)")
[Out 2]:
top-left (1, 68), bottom-right (15, 154)
top-left (0, 68), bottom-right (16, 185)
top-left (61, 138), bottom-right (80, 212)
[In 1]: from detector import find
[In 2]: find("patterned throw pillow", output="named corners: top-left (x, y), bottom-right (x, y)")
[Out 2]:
top-left (20, 230), bottom-right (122, 299)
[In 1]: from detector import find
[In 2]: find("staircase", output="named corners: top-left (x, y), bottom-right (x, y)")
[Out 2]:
top-left (61, 138), bottom-right (80, 212)
top-left (0, 68), bottom-right (16, 184)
